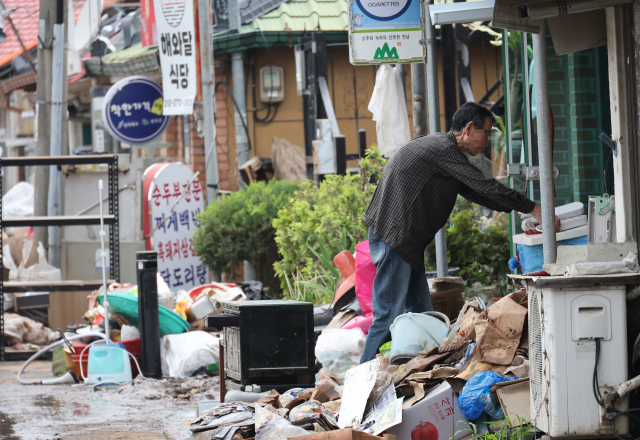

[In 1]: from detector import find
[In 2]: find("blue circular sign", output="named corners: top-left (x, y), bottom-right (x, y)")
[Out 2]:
top-left (102, 76), bottom-right (170, 145)
top-left (355, 0), bottom-right (412, 21)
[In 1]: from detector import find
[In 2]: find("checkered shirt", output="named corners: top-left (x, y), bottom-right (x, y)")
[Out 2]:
top-left (363, 131), bottom-right (537, 273)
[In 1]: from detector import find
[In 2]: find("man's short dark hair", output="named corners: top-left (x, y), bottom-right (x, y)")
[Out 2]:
top-left (450, 102), bottom-right (493, 132)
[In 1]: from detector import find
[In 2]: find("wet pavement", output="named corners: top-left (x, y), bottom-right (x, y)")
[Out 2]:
top-left (0, 360), bottom-right (214, 439)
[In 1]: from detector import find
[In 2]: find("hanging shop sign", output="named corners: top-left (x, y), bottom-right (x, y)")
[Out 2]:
top-left (102, 76), bottom-right (170, 145)
top-left (153, 0), bottom-right (197, 115)
top-left (348, 0), bottom-right (424, 65)
top-left (143, 162), bottom-right (209, 291)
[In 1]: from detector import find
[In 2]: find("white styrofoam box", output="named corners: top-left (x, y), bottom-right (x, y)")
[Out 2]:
top-left (512, 225), bottom-right (588, 246)
top-left (520, 202), bottom-right (584, 220)
top-left (560, 215), bottom-right (588, 231)
top-left (528, 283), bottom-right (629, 437)
top-left (187, 295), bottom-right (216, 321)
top-left (316, 140), bottom-right (335, 174)
top-left (387, 382), bottom-right (469, 440)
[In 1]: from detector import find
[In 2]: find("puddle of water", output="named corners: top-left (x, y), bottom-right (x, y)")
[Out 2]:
top-left (0, 410), bottom-right (21, 440)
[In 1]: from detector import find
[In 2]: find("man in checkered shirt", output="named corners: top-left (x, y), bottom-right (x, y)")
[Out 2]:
top-left (360, 102), bottom-right (560, 363)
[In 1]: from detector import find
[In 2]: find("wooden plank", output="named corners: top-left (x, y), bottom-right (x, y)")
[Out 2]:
top-left (49, 291), bottom-right (92, 332)
top-left (3, 280), bottom-right (114, 292)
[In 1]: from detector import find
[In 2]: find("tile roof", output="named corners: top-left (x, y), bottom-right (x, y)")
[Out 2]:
top-left (0, 0), bottom-right (85, 68)
top-left (240, 0), bottom-right (348, 33)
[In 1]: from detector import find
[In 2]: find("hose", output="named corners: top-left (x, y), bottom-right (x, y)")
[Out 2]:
top-left (18, 332), bottom-right (107, 385)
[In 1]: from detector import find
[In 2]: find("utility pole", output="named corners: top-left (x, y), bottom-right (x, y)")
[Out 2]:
top-left (425, 0), bottom-right (448, 277)
top-left (34, 0), bottom-right (55, 251)
top-left (47, 0), bottom-right (68, 267)
top-left (411, 63), bottom-right (426, 137)
top-left (197, 0), bottom-right (219, 203)
top-left (228, 0), bottom-right (254, 281)
top-left (228, 0), bottom-right (249, 190)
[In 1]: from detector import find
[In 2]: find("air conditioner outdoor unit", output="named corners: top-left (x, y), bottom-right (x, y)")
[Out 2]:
top-left (528, 284), bottom-right (629, 437)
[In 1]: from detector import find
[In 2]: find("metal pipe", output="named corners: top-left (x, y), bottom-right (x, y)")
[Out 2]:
top-left (197, 0), bottom-right (219, 202)
top-left (425, 1), bottom-right (448, 277)
top-left (411, 63), bottom-right (427, 137)
top-left (533, 23), bottom-right (557, 264)
top-left (231, 52), bottom-right (250, 189)
top-left (47, 17), bottom-right (65, 268)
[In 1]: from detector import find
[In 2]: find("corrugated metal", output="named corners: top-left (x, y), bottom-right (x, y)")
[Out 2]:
top-left (240, 0), bottom-right (348, 33)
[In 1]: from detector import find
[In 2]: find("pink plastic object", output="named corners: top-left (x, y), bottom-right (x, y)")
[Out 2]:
top-left (334, 251), bottom-right (356, 278)
top-left (341, 240), bottom-right (376, 337)
top-left (342, 315), bottom-right (374, 334)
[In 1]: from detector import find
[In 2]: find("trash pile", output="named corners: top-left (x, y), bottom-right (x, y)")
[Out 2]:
top-left (190, 282), bottom-right (532, 440)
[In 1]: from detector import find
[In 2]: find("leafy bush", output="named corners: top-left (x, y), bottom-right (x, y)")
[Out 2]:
top-left (194, 179), bottom-right (299, 296)
top-left (427, 196), bottom-right (511, 295)
top-left (273, 147), bottom-right (386, 303)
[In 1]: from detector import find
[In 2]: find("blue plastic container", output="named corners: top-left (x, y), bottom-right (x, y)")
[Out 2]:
top-left (517, 235), bottom-right (588, 274)
top-left (389, 312), bottom-right (450, 364)
top-left (87, 343), bottom-right (133, 384)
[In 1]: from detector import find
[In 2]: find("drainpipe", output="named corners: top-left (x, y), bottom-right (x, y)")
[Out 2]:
top-left (425, 1), bottom-right (449, 277)
top-left (532, 23), bottom-right (557, 264)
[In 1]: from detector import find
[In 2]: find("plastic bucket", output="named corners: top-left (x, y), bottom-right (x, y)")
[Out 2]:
top-left (389, 312), bottom-right (450, 365)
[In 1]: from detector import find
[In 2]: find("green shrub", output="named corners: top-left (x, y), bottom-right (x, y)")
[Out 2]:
top-left (427, 196), bottom-right (511, 295)
top-left (273, 147), bottom-right (386, 302)
top-left (194, 179), bottom-right (299, 296)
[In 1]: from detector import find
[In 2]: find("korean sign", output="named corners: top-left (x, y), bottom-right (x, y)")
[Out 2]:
top-left (153, 0), bottom-right (197, 115)
top-left (102, 76), bottom-right (170, 145)
top-left (144, 162), bottom-right (209, 291)
top-left (349, 0), bottom-right (424, 65)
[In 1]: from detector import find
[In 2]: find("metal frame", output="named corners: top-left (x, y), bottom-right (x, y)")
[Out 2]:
top-left (0, 155), bottom-right (120, 361)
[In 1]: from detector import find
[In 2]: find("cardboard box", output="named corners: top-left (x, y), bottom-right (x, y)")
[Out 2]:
top-left (386, 382), bottom-right (469, 440)
top-left (431, 277), bottom-right (465, 321)
top-left (290, 428), bottom-right (395, 440)
top-left (431, 289), bottom-right (465, 321)
top-left (495, 378), bottom-right (531, 425)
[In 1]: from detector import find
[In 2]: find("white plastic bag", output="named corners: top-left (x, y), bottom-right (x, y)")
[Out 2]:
top-left (121, 324), bottom-right (140, 341)
top-left (160, 331), bottom-right (220, 377)
top-left (368, 65), bottom-right (410, 158)
top-left (13, 242), bottom-right (61, 282)
top-left (315, 328), bottom-right (366, 381)
top-left (2, 181), bottom-right (34, 218)
top-left (255, 405), bottom-right (311, 440)
top-left (157, 273), bottom-right (175, 310)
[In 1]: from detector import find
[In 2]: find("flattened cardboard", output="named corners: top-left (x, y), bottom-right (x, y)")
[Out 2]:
top-left (475, 297), bottom-right (527, 365)
top-left (387, 382), bottom-right (469, 440)
top-left (290, 428), bottom-right (395, 440)
top-left (495, 379), bottom-right (531, 425)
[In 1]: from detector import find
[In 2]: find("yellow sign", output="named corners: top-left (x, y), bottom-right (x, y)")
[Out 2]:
top-left (151, 98), bottom-right (164, 115)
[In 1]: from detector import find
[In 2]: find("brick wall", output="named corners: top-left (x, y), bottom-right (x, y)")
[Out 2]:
top-left (568, 50), bottom-right (606, 205)
top-left (156, 68), bottom-right (233, 196)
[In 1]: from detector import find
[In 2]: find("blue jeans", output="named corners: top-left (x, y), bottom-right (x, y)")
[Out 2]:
top-left (359, 227), bottom-right (433, 363)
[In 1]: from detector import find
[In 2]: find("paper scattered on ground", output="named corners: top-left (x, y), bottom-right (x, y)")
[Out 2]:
top-left (338, 358), bottom-right (380, 429)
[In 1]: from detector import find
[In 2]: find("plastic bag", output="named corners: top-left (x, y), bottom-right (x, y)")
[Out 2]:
top-left (368, 65), bottom-right (410, 157)
top-left (255, 405), bottom-right (311, 440)
top-left (354, 241), bottom-right (375, 318)
top-left (160, 331), bottom-right (220, 377)
top-left (315, 328), bottom-right (366, 381)
top-left (157, 274), bottom-right (175, 310)
top-left (121, 324), bottom-right (140, 341)
top-left (458, 372), bottom-right (519, 421)
top-left (13, 241), bottom-right (61, 282)
top-left (2, 181), bottom-right (34, 218)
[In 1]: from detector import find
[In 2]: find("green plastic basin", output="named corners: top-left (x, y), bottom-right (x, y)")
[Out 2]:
top-left (97, 292), bottom-right (189, 336)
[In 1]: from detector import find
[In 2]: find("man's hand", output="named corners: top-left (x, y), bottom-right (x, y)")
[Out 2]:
top-left (528, 204), bottom-right (561, 232)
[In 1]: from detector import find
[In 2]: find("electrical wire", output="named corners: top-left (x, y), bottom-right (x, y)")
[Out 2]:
top-left (592, 337), bottom-right (640, 440)
top-left (252, 22), bottom-right (279, 124)
top-left (215, 81), bottom-right (252, 155)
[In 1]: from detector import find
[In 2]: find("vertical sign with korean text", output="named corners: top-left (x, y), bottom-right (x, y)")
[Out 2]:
top-left (144, 163), bottom-right (209, 291)
top-left (348, 0), bottom-right (424, 65)
top-left (153, 0), bottom-right (197, 115)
